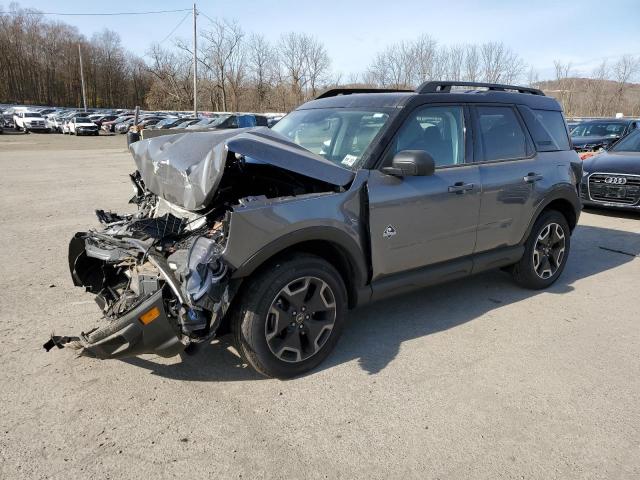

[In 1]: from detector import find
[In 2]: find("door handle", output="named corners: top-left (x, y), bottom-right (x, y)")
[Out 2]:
top-left (523, 173), bottom-right (543, 183)
top-left (448, 182), bottom-right (474, 193)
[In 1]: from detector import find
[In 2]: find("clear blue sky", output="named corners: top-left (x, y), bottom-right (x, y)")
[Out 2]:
top-left (9, 0), bottom-right (640, 80)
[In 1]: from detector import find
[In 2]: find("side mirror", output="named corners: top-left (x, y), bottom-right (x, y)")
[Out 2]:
top-left (382, 150), bottom-right (435, 177)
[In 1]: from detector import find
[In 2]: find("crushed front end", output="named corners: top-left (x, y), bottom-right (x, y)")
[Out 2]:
top-left (45, 173), bottom-right (235, 359)
top-left (45, 128), bottom-right (351, 360)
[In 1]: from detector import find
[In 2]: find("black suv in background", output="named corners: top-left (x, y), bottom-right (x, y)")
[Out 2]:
top-left (49, 81), bottom-right (582, 378)
top-left (571, 118), bottom-right (639, 152)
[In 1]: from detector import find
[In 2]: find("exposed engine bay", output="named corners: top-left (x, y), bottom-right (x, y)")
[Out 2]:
top-left (44, 128), bottom-right (350, 359)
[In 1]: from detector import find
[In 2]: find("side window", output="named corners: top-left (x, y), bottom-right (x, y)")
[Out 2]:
top-left (518, 106), bottom-right (570, 151)
top-left (393, 105), bottom-right (465, 167)
top-left (476, 106), bottom-right (528, 161)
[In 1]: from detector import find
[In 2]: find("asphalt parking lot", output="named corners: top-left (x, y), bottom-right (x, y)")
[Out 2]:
top-left (1, 132), bottom-right (639, 480)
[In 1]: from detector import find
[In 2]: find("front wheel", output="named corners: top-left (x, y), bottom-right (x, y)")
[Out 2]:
top-left (510, 210), bottom-right (570, 289)
top-left (231, 254), bottom-right (348, 378)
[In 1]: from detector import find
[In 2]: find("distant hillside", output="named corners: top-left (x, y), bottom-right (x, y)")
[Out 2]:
top-left (535, 78), bottom-right (640, 118)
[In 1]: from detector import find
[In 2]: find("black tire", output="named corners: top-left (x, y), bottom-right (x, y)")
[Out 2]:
top-left (510, 210), bottom-right (570, 289)
top-left (231, 254), bottom-right (348, 379)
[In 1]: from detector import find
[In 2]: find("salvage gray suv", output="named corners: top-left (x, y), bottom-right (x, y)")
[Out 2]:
top-left (45, 81), bottom-right (582, 378)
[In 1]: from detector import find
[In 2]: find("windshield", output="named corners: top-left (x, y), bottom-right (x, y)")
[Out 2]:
top-left (75, 117), bottom-right (91, 123)
top-left (571, 122), bottom-right (627, 138)
top-left (610, 130), bottom-right (640, 152)
top-left (271, 108), bottom-right (392, 170)
top-left (25, 112), bottom-right (42, 118)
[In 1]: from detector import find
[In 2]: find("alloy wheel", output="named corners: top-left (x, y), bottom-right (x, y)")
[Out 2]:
top-left (265, 276), bottom-right (337, 363)
top-left (532, 222), bottom-right (566, 279)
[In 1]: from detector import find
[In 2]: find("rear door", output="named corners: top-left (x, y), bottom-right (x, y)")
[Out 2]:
top-left (471, 104), bottom-right (553, 252)
top-left (367, 104), bottom-right (481, 280)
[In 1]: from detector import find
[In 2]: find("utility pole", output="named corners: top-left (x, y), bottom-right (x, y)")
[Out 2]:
top-left (78, 44), bottom-right (87, 112)
top-left (193, 3), bottom-right (198, 117)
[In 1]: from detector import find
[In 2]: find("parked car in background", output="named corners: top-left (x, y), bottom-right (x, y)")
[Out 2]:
top-left (185, 116), bottom-right (221, 130)
top-left (186, 113), bottom-right (264, 131)
top-left (2, 108), bottom-right (15, 128)
top-left (147, 117), bottom-right (192, 130)
top-left (170, 118), bottom-right (201, 129)
top-left (267, 115), bottom-right (285, 127)
top-left (124, 116), bottom-right (166, 133)
top-left (92, 115), bottom-right (118, 128)
top-left (13, 111), bottom-right (49, 133)
top-left (46, 114), bottom-right (67, 133)
top-left (115, 119), bottom-right (135, 134)
top-left (66, 117), bottom-right (100, 136)
top-left (580, 128), bottom-right (640, 210)
top-left (571, 118), bottom-right (638, 153)
top-left (102, 115), bottom-right (134, 133)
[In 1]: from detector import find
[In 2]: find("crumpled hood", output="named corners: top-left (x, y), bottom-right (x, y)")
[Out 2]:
top-left (129, 127), bottom-right (355, 211)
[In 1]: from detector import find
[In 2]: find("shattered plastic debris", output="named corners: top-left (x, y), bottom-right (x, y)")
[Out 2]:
top-left (128, 213), bottom-right (186, 239)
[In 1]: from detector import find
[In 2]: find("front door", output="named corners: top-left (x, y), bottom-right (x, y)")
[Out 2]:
top-left (367, 104), bottom-right (481, 280)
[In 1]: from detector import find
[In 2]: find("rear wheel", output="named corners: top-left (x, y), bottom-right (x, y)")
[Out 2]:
top-left (510, 210), bottom-right (570, 289)
top-left (231, 254), bottom-right (347, 378)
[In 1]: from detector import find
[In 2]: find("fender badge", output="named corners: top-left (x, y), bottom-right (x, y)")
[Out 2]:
top-left (383, 225), bottom-right (397, 239)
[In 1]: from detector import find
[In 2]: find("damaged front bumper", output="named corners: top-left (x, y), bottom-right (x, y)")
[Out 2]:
top-left (46, 203), bottom-right (233, 360)
top-left (45, 289), bottom-right (184, 359)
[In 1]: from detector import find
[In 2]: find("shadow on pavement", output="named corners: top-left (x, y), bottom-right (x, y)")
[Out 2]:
top-left (121, 224), bottom-right (639, 381)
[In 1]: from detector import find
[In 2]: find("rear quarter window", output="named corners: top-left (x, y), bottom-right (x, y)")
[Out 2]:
top-left (519, 106), bottom-right (571, 151)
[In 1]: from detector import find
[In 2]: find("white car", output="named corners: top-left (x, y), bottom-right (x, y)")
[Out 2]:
top-left (13, 111), bottom-right (49, 133)
top-left (66, 117), bottom-right (99, 136)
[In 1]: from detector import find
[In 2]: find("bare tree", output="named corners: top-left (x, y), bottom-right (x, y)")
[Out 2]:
top-left (145, 43), bottom-right (192, 109)
top-left (552, 60), bottom-right (576, 115)
top-left (248, 33), bottom-right (275, 110)
top-left (448, 45), bottom-right (465, 81)
top-left (195, 18), bottom-right (245, 111)
top-left (612, 54), bottom-right (640, 113)
top-left (278, 32), bottom-right (309, 103)
top-left (481, 41), bottom-right (525, 83)
top-left (413, 34), bottom-right (438, 82)
top-left (304, 36), bottom-right (330, 97)
top-left (463, 44), bottom-right (480, 82)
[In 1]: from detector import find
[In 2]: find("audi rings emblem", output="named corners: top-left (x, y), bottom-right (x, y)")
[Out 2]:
top-left (605, 176), bottom-right (627, 185)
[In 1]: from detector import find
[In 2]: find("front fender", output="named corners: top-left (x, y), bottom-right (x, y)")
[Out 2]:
top-left (221, 172), bottom-right (369, 291)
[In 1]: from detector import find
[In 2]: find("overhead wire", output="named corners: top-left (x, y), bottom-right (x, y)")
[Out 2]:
top-left (0, 9), bottom-right (191, 16)
top-left (159, 11), bottom-right (191, 44)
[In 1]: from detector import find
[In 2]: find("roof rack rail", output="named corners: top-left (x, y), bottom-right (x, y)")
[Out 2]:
top-left (315, 88), bottom-right (413, 99)
top-left (417, 81), bottom-right (545, 96)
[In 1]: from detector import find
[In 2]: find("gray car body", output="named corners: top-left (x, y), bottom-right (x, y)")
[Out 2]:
top-left (50, 86), bottom-right (582, 361)
top-left (213, 90), bottom-right (581, 307)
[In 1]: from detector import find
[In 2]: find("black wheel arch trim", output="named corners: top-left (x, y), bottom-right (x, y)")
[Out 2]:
top-left (521, 185), bottom-right (581, 244)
